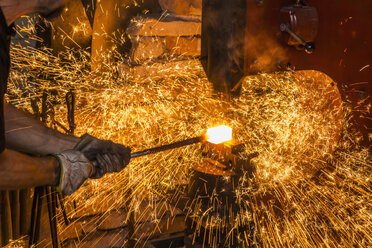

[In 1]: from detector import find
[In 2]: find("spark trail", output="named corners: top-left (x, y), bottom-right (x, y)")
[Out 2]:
top-left (7, 17), bottom-right (371, 248)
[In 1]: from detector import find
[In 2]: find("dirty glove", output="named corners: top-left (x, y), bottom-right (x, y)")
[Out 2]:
top-left (54, 150), bottom-right (94, 195)
top-left (74, 134), bottom-right (131, 179)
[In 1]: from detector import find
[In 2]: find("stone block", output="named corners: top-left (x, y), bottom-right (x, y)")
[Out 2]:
top-left (130, 36), bottom-right (200, 61)
top-left (165, 36), bottom-right (201, 56)
top-left (63, 229), bottom-right (128, 248)
top-left (158, 0), bottom-right (202, 16)
top-left (59, 218), bottom-right (98, 242)
top-left (134, 215), bottom-right (186, 239)
top-left (126, 14), bottom-right (201, 62)
top-left (66, 194), bottom-right (124, 219)
top-left (131, 37), bottom-right (165, 62)
top-left (133, 200), bottom-right (171, 222)
top-left (118, 59), bottom-right (204, 82)
top-left (98, 209), bottom-right (127, 230)
top-left (127, 16), bottom-right (201, 37)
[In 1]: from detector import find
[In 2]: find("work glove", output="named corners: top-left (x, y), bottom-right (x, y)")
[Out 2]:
top-left (54, 150), bottom-right (94, 195)
top-left (74, 134), bottom-right (131, 179)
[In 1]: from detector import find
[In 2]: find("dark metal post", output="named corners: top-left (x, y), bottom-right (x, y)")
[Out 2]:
top-left (201, 0), bottom-right (247, 97)
top-left (29, 187), bottom-right (44, 246)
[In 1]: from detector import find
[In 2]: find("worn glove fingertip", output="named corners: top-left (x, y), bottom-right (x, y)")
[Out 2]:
top-left (51, 154), bottom-right (64, 194)
top-left (74, 133), bottom-right (90, 150)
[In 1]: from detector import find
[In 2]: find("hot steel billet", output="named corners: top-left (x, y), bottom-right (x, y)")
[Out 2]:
top-left (130, 136), bottom-right (204, 158)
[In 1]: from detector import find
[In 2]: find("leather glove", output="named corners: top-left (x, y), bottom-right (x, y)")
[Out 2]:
top-left (54, 150), bottom-right (94, 195)
top-left (74, 134), bottom-right (131, 179)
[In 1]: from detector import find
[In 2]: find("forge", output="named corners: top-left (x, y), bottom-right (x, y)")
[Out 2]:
top-left (5, 0), bottom-right (371, 248)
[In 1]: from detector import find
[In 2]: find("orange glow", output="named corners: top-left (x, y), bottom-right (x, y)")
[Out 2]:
top-left (206, 125), bottom-right (232, 144)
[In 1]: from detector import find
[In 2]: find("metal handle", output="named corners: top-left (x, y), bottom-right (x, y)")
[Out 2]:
top-left (130, 136), bottom-right (203, 158)
top-left (280, 23), bottom-right (315, 54)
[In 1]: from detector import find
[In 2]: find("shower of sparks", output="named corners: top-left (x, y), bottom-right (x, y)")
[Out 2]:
top-left (7, 16), bottom-right (371, 248)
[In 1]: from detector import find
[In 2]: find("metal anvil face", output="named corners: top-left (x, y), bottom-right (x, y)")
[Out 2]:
top-left (186, 140), bottom-right (257, 247)
top-left (186, 139), bottom-right (256, 207)
top-left (201, 140), bottom-right (256, 175)
top-left (187, 140), bottom-right (253, 202)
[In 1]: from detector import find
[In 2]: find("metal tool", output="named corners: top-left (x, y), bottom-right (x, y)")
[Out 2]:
top-left (130, 136), bottom-right (204, 158)
top-left (130, 125), bottom-right (234, 158)
top-left (280, 23), bottom-right (315, 54)
top-left (29, 90), bottom-right (75, 248)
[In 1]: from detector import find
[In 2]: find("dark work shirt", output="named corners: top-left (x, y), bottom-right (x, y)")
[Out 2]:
top-left (0, 7), bottom-right (11, 153)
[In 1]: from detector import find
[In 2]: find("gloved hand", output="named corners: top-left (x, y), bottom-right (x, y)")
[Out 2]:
top-left (74, 134), bottom-right (131, 179)
top-left (54, 150), bottom-right (94, 195)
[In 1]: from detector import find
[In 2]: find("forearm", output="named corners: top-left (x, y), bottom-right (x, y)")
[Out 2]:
top-left (4, 101), bottom-right (79, 155)
top-left (0, 149), bottom-right (59, 190)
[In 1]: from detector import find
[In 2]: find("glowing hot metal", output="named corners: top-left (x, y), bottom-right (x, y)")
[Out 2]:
top-left (205, 125), bottom-right (232, 144)
top-left (130, 125), bottom-right (232, 158)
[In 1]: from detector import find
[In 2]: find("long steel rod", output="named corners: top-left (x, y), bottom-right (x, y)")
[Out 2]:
top-left (130, 136), bottom-right (202, 158)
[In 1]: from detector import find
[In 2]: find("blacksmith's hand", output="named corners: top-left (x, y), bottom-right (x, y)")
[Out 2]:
top-left (54, 150), bottom-right (94, 195)
top-left (74, 134), bottom-right (131, 179)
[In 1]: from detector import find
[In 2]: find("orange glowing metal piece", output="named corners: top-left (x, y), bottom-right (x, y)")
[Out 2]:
top-left (206, 125), bottom-right (232, 144)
